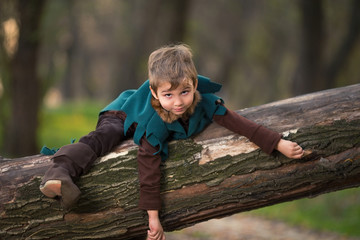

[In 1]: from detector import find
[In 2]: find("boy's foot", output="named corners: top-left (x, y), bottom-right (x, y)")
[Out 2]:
top-left (40, 179), bottom-right (81, 210)
top-left (40, 180), bottom-right (62, 198)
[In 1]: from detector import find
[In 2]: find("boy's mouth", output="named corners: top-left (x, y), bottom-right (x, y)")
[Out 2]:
top-left (173, 107), bottom-right (185, 113)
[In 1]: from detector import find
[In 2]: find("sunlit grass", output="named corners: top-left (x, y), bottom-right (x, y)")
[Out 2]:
top-left (250, 188), bottom-right (360, 237)
top-left (39, 101), bottom-right (104, 149)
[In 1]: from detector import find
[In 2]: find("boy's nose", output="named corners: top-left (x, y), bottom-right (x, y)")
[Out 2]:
top-left (174, 97), bottom-right (183, 106)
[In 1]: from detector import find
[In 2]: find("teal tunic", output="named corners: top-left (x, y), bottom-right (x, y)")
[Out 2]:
top-left (100, 75), bottom-right (226, 160)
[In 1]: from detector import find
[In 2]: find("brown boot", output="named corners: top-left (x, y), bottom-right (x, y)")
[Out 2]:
top-left (40, 142), bottom-right (97, 210)
top-left (40, 164), bottom-right (81, 210)
top-left (40, 180), bottom-right (82, 210)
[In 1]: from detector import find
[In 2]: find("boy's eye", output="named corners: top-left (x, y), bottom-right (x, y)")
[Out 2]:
top-left (181, 91), bottom-right (189, 95)
top-left (164, 94), bottom-right (172, 98)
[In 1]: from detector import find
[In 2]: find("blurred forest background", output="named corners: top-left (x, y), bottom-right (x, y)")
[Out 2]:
top-left (1, 0), bottom-right (360, 157)
top-left (1, 0), bottom-right (360, 238)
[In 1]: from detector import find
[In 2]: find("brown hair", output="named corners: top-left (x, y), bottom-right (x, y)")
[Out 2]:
top-left (148, 44), bottom-right (198, 93)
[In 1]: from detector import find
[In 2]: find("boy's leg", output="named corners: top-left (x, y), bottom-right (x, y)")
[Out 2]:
top-left (40, 142), bottom-right (96, 209)
top-left (40, 113), bottom-right (126, 209)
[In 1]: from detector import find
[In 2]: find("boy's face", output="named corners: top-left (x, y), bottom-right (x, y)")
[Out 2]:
top-left (150, 80), bottom-right (197, 116)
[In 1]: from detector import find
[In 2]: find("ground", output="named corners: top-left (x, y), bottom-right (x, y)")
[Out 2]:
top-left (166, 214), bottom-right (360, 240)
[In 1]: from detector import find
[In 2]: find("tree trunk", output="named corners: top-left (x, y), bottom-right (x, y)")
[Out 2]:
top-left (1, 84), bottom-right (360, 239)
top-left (325, 0), bottom-right (360, 89)
top-left (292, 0), bottom-right (324, 95)
top-left (164, 0), bottom-right (191, 43)
top-left (4, 0), bottom-right (45, 157)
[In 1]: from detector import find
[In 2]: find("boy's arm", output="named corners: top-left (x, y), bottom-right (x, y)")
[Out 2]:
top-left (213, 107), bottom-right (281, 154)
top-left (137, 137), bottom-right (165, 239)
top-left (147, 210), bottom-right (165, 240)
top-left (137, 137), bottom-right (162, 210)
top-left (213, 107), bottom-right (303, 158)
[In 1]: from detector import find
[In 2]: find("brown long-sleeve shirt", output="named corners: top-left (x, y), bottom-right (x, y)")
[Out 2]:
top-left (135, 107), bottom-right (281, 210)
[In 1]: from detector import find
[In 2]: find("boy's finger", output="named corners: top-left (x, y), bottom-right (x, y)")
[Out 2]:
top-left (147, 230), bottom-right (156, 239)
top-left (294, 144), bottom-right (302, 150)
top-left (294, 145), bottom-right (303, 152)
top-left (148, 230), bottom-right (161, 240)
top-left (294, 150), bottom-right (305, 158)
top-left (295, 148), bottom-right (303, 154)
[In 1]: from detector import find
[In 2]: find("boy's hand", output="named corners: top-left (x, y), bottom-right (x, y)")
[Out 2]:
top-left (147, 210), bottom-right (165, 240)
top-left (276, 139), bottom-right (304, 159)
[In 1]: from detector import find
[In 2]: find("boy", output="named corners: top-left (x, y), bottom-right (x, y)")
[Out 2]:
top-left (40, 44), bottom-right (303, 240)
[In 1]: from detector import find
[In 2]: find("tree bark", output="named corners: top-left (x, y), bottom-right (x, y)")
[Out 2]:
top-left (1, 84), bottom-right (360, 239)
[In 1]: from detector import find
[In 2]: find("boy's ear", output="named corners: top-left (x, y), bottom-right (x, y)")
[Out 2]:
top-left (194, 80), bottom-right (198, 90)
top-left (149, 86), bottom-right (158, 99)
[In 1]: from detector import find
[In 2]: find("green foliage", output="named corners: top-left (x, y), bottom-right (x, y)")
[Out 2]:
top-left (38, 101), bottom-right (104, 149)
top-left (251, 188), bottom-right (360, 237)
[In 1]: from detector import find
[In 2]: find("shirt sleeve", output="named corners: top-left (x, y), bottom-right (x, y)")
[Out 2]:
top-left (137, 135), bottom-right (162, 210)
top-left (213, 106), bottom-right (282, 155)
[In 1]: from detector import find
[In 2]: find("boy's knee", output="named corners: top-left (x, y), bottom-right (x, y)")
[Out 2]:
top-left (54, 142), bottom-right (97, 174)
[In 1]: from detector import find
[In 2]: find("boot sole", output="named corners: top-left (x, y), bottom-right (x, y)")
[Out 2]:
top-left (40, 180), bottom-right (62, 198)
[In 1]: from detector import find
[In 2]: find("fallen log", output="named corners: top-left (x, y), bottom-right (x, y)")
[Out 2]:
top-left (1, 84), bottom-right (360, 239)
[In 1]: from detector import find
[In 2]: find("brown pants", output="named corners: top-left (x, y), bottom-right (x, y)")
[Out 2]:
top-left (41, 112), bottom-right (132, 208)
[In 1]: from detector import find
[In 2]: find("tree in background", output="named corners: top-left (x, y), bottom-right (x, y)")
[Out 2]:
top-left (36, 0), bottom-right (360, 106)
top-left (325, 0), bottom-right (360, 89)
top-left (0, 0), bottom-right (191, 157)
top-left (292, 0), bottom-right (325, 95)
top-left (112, 0), bottom-right (191, 95)
top-left (0, 0), bottom-right (45, 157)
top-left (293, 0), bottom-right (360, 95)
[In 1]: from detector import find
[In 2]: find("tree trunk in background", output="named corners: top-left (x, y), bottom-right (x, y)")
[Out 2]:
top-left (61, 0), bottom-right (75, 100)
top-left (4, 0), bottom-right (45, 157)
top-left (1, 84), bottom-right (360, 239)
top-left (292, 0), bottom-right (324, 95)
top-left (164, 0), bottom-right (191, 43)
top-left (325, 0), bottom-right (360, 89)
top-left (61, 0), bottom-right (86, 101)
top-left (115, 0), bottom-right (190, 93)
top-left (0, 2), bottom-right (12, 156)
top-left (116, 0), bottom-right (162, 92)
